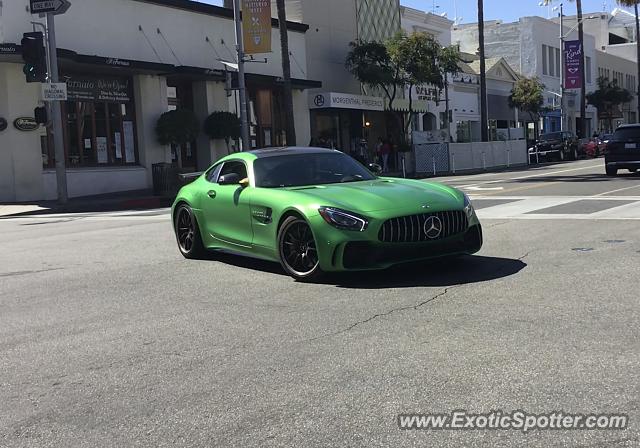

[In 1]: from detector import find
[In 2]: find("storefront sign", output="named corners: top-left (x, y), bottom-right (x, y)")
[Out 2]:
top-left (310, 92), bottom-right (385, 111)
top-left (42, 83), bottom-right (68, 101)
top-left (0, 117), bottom-right (7, 132)
top-left (13, 117), bottom-right (39, 132)
top-left (564, 40), bottom-right (583, 90)
top-left (412, 85), bottom-right (440, 102)
top-left (0, 43), bottom-right (18, 55)
top-left (242, 0), bottom-right (272, 54)
top-left (65, 75), bottom-right (132, 103)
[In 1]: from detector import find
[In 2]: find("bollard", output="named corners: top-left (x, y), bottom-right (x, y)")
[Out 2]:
top-left (451, 152), bottom-right (456, 174)
top-left (482, 152), bottom-right (486, 170)
top-left (401, 156), bottom-right (407, 178)
top-left (432, 156), bottom-right (437, 176)
top-left (507, 149), bottom-right (511, 168)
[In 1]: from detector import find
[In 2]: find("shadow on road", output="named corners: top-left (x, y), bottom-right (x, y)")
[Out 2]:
top-left (198, 253), bottom-right (527, 289)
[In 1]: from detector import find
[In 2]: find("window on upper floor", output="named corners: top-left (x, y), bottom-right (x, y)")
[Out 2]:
top-left (542, 45), bottom-right (548, 76)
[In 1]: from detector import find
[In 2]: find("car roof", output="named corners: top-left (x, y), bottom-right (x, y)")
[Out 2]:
top-left (616, 124), bottom-right (640, 130)
top-left (249, 147), bottom-right (340, 158)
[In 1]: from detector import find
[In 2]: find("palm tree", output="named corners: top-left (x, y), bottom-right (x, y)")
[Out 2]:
top-left (617, 0), bottom-right (640, 122)
top-left (276, 0), bottom-right (297, 145)
top-left (478, 0), bottom-right (489, 141)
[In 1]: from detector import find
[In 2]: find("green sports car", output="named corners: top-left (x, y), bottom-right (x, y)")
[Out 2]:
top-left (172, 147), bottom-right (483, 281)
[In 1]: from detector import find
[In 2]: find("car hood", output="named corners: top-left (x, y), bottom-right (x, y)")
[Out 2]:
top-left (287, 178), bottom-right (462, 213)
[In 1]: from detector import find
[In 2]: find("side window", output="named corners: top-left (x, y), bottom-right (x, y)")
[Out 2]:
top-left (219, 161), bottom-right (248, 180)
top-left (206, 164), bottom-right (223, 183)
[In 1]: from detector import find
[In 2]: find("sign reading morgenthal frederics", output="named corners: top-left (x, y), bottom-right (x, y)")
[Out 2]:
top-left (242, 0), bottom-right (272, 54)
top-left (564, 40), bottom-right (583, 90)
top-left (310, 92), bottom-right (385, 111)
top-left (65, 75), bottom-right (132, 103)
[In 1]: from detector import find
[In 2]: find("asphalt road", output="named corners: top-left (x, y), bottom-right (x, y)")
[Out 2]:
top-left (1, 158), bottom-right (639, 447)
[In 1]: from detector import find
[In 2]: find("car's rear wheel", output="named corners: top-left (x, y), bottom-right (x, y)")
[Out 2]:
top-left (606, 166), bottom-right (618, 177)
top-left (175, 204), bottom-right (206, 259)
top-left (629, 168), bottom-right (638, 173)
top-left (558, 150), bottom-right (565, 162)
top-left (278, 216), bottom-right (324, 281)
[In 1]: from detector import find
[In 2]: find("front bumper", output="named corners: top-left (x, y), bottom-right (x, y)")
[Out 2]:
top-left (310, 210), bottom-right (483, 272)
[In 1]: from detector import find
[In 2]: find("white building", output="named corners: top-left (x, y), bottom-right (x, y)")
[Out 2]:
top-left (453, 16), bottom-right (598, 138)
top-left (0, 0), bottom-right (318, 202)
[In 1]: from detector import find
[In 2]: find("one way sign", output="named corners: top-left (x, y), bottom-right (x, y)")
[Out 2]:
top-left (29, 0), bottom-right (71, 15)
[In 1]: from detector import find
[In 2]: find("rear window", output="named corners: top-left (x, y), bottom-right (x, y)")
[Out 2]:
top-left (540, 132), bottom-right (562, 141)
top-left (613, 127), bottom-right (640, 141)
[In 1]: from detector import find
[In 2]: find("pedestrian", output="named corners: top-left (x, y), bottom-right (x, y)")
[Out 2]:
top-left (381, 139), bottom-right (391, 172)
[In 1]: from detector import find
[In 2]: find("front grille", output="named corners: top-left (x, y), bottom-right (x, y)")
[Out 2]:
top-left (378, 210), bottom-right (468, 243)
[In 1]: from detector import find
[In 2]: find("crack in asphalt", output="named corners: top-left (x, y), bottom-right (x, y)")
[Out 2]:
top-left (0, 268), bottom-right (64, 278)
top-left (306, 250), bottom-right (533, 342)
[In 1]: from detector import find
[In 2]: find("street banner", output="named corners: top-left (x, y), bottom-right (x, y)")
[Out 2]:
top-left (242, 0), bottom-right (272, 54)
top-left (564, 40), bottom-right (583, 90)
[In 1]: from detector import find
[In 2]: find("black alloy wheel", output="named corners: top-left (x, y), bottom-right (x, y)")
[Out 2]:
top-left (278, 216), bottom-right (323, 281)
top-left (175, 205), bottom-right (205, 259)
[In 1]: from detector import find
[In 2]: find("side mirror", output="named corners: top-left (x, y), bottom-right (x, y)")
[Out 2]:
top-left (368, 163), bottom-right (383, 175)
top-left (218, 173), bottom-right (241, 185)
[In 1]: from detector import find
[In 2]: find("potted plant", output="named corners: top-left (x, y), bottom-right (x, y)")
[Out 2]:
top-left (155, 109), bottom-right (200, 169)
top-left (203, 111), bottom-right (242, 155)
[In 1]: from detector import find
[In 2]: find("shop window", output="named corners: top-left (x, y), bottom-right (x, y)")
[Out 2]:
top-left (44, 74), bottom-right (139, 168)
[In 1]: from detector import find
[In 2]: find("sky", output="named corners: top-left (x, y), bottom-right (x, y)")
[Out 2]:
top-left (200, 0), bottom-right (636, 24)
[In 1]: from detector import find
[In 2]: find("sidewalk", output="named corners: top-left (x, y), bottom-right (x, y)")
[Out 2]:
top-left (0, 190), bottom-right (174, 218)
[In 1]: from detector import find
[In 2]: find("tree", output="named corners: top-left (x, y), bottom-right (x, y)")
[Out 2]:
top-left (438, 45), bottom-right (462, 141)
top-left (617, 0), bottom-right (640, 122)
top-left (155, 109), bottom-right (200, 169)
top-left (346, 31), bottom-right (447, 148)
top-left (276, 0), bottom-right (296, 145)
top-left (478, 0), bottom-right (489, 141)
top-left (203, 111), bottom-right (242, 155)
top-left (587, 77), bottom-right (633, 132)
top-left (509, 77), bottom-right (545, 137)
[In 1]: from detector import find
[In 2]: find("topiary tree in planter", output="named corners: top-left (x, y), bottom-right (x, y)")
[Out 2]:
top-left (203, 111), bottom-right (242, 155)
top-left (155, 109), bottom-right (200, 169)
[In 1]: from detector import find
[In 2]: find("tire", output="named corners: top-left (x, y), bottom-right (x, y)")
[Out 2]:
top-left (558, 150), bottom-right (565, 162)
top-left (629, 168), bottom-right (638, 173)
top-left (175, 204), bottom-right (206, 259)
top-left (278, 216), bottom-right (324, 281)
top-left (573, 147), bottom-right (579, 160)
top-left (606, 166), bottom-right (618, 177)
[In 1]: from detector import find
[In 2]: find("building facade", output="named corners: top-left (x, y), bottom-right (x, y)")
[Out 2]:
top-left (453, 16), bottom-right (598, 138)
top-left (0, 0), bottom-right (318, 202)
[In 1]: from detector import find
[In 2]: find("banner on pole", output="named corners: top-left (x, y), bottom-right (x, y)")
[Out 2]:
top-left (242, 0), bottom-right (272, 55)
top-left (564, 40), bottom-right (583, 90)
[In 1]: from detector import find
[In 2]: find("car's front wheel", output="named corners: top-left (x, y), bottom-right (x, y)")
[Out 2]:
top-left (606, 166), bottom-right (618, 177)
top-left (175, 204), bottom-right (206, 259)
top-left (278, 216), bottom-right (324, 281)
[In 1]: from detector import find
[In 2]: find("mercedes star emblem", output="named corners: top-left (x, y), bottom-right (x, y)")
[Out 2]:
top-left (423, 216), bottom-right (443, 239)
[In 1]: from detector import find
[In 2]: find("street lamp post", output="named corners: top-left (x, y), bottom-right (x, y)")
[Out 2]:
top-left (559, 3), bottom-right (565, 132)
top-left (232, 0), bottom-right (250, 151)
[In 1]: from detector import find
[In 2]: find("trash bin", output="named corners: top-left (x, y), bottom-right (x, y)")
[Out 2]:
top-left (152, 162), bottom-right (175, 197)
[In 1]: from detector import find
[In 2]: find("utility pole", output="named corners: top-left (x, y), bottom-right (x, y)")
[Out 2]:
top-left (46, 12), bottom-right (68, 204)
top-left (559, 3), bottom-right (565, 132)
top-left (232, 0), bottom-right (250, 151)
top-left (478, 0), bottom-right (489, 142)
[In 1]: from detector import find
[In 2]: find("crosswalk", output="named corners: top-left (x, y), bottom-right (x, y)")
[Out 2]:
top-left (470, 196), bottom-right (640, 220)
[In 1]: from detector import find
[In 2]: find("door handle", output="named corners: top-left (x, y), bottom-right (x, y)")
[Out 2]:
top-left (207, 190), bottom-right (217, 198)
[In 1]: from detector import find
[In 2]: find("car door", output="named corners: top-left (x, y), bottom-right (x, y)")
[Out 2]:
top-left (202, 160), bottom-right (254, 248)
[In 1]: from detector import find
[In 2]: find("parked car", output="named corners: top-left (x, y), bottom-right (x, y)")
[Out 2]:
top-left (604, 125), bottom-right (640, 176)
top-left (529, 131), bottom-right (580, 162)
top-left (598, 134), bottom-right (614, 155)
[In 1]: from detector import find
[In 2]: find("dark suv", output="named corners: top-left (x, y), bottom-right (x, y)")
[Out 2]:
top-left (604, 124), bottom-right (640, 176)
top-left (529, 131), bottom-right (580, 162)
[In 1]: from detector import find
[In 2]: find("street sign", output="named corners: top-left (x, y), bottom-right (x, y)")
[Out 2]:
top-left (29, 0), bottom-right (71, 15)
top-left (42, 82), bottom-right (68, 101)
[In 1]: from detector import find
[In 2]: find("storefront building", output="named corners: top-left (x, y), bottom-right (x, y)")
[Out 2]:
top-left (0, 0), bottom-right (319, 202)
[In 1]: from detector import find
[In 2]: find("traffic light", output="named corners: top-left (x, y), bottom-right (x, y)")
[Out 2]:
top-left (34, 106), bottom-right (48, 125)
top-left (21, 32), bottom-right (47, 83)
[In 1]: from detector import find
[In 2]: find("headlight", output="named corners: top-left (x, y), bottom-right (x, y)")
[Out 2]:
top-left (463, 194), bottom-right (475, 219)
top-left (318, 207), bottom-right (368, 231)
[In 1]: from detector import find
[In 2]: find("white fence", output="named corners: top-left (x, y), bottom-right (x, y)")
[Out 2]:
top-left (448, 141), bottom-right (528, 174)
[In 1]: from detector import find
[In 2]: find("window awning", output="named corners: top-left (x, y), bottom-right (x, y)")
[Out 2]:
top-left (385, 98), bottom-right (429, 113)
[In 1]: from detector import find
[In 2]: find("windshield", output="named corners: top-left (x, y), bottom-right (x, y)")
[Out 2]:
top-left (540, 132), bottom-right (562, 141)
top-left (613, 127), bottom-right (640, 141)
top-left (254, 152), bottom-right (376, 188)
